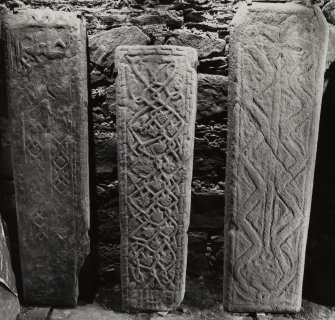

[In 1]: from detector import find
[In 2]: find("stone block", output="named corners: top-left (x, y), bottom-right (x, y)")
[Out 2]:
top-left (301, 299), bottom-right (335, 320)
top-left (256, 314), bottom-right (270, 320)
top-left (327, 24), bottom-right (335, 69)
top-left (18, 307), bottom-right (51, 320)
top-left (89, 26), bottom-right (150, 68)
top-left (223, 3), bottom-right (328, 313)
top-left (0, 217), bottom-right (20, 320)
top-left (221, 313), bottom-right (253, 320)
top-left (130, 10), bottom-right (183, 28)
top-left (197, 74), bottom-right (228, 120)
top-left (3, 9), bottom-right (90, 306)
top-left (166, 30), bottom-right (226, 58)
top-left (0, 286), bottom-right (20, 320)
top-left (323, 1), bottom-right (335, 25)
top-left (115, 45), bottom-right (198, 312)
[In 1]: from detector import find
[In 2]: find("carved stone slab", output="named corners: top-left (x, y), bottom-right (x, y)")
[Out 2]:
top-left (115, 45), bottom-right (197, 312)
top-left (3, 9), bottom-right (90, 306)
top-left (223, 3), bottom-right (328, 313)
top-left (0, 217), bottom-right (20, 320)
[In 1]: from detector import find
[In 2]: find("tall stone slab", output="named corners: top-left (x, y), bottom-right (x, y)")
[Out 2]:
top-left (0, 217), bottom-right (20, 320)
top-left (115, 45), bottom-right (197, 312)
top-left (223, 3), bottom-right (328, 313)
top-left (3, 9), bottom-right (90, 306)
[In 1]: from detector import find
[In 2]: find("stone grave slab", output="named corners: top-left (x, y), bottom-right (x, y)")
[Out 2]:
top-left (115, 45), bottom-right (198, 312)
top-left (223, 2), bottom-right (328, 313)
top-left (3, 9), bottom-right (90, 306)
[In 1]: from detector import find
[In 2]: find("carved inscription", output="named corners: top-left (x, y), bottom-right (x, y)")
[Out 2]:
top-left (223, 3), bottom-right (329, 313)
top-left (3, 9), bottom-right (89, 306)
top-left (115, 46), bottom-right (197, 312)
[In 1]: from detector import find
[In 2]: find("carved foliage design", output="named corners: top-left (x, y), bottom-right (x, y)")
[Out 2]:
top-left (116, 46), bottom-right (197, 311)
top-left (224, 5), bottom-right (328, 311)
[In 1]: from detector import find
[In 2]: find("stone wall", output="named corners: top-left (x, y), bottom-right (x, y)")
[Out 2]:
top-left (0, 0), bottom-right (334, 306)
top-left (85, 0), bottom-right (232, 289)
top-left (0, 0), bottom-right (234, 295)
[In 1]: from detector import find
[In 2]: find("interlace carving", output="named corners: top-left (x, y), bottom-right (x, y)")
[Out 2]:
top-left (115, 46), bottom-right (197, 312)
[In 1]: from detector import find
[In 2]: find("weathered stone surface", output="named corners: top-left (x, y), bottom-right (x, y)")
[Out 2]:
top-left (300, 299), bottom-right (335, 320)
top-left (3, 9), bottom-right (90, 306)
top-left (94, 73), bottom-right (227, 122)
top-left (185, 10), bottom-right (207, 23)
top-left (51, 303), bottom-right (229, 320)
top-left (224, 3), bottom-right (328, 313)
top-left (46, 299), bottom-right (335, 320)
top-left (193, 121), bottom-right (226, 187)
top-left (166, 30), bottom-right (226, 58)
top-left (0, 218), bottom-right (16, 295)
top-left (115, 45), bottom-right (198, 312)
top-left (1, 0), bottom-right (233, 302)
top-left (130, 10), bottom-right (183, 27)
top-left (323, 1), bottom-right (335, 25)
top-left (0, 217), bottom-right (20, 320)
top-left (18, 307), bottom-right (51, 320)
top-left (0, 286), bottom-right (20, 320)
top-left (95, 11), bottom-right (128, 27)
top-left (141, 25), bottom-right (169, 45)
top-left (89, 26), bottom-right (150, 68)
top-left (51, 304), bottom-right (133, 320)
top-left (327, 24), bottom-right (335, 69)
top-left (197, 73), bottom-right (227, 119)
top-left (221, 314), bottom-right (253, 320)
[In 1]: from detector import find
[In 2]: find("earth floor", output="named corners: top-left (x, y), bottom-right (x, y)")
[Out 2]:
top-left (17, 276), bottom-right (335, 320)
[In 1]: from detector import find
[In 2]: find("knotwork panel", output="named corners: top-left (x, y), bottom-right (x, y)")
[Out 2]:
top-left (115, 46), bottom-right (197, 312)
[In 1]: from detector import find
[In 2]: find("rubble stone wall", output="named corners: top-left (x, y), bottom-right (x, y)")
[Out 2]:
top-left (0, 0), bottom-right (334, 306)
